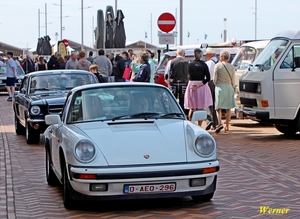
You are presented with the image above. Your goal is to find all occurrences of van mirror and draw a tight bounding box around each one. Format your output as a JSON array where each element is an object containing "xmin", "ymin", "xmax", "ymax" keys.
[{"xmin": 294, "ymin": 57, "xmax": 300, "ymax": 68}]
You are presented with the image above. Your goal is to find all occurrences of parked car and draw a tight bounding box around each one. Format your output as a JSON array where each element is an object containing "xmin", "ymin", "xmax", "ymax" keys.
[
  {"xmin": 44, "ymin": 83, "xmax": 219, "ymax": 209},
  {"xmin": 0, "ymin": 64, "xmax": 25, "ymax": 91},
  {"xmin": 13, "ymin": 70, "xmax": 98, "ymax": 144}
]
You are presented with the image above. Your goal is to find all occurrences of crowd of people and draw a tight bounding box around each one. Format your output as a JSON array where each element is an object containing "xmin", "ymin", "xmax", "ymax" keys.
[
  {"xmin": 164, "ymin": 47, "xmax": 236, "ymax": 134},
  {"xmin": 1, "ymin": 47, "xmax": 235, "ymax": 133},
  {"xmin": 15, "ymin": 48, "xmax": 158, "ymax": 84}
]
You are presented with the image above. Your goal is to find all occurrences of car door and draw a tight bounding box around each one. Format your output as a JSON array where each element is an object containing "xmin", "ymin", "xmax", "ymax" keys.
[
  {"xmin": 273, "ymin": 44, "xmax": 300, "ymax": 119},
  {"xmin": 50, "ymin": 94, "xmax": 71, "ymax": 175}
]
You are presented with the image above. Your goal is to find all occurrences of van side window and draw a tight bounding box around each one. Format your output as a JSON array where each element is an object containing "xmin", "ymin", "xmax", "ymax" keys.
[{"xmin": 280, "ymin": 45, "xmax": 300, "ymax": 69}]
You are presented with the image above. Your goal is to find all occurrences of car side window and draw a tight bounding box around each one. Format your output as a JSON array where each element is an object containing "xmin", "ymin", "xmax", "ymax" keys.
[
  {"xmin": 20, "ymin": 77, "xmax": 29, "ymax": 93},
  {"xmin": 280, "ymin": 45, "xmax": 300, "ymax": 69}
]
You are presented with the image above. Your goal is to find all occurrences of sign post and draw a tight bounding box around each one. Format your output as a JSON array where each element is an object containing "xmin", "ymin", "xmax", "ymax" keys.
[{"xmin": 157, "ymin": 13, "xmax": 176, "ymax": 52}]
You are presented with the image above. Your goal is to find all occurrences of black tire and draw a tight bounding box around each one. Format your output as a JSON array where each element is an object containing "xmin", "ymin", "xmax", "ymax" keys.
[
  {"xmin": 45, "ymin": 148, "xmax": 59, "ymax": 186},
  {"xmin": 192, "ymin": 192, "xmax": 214, "ymax": 202},
  {"xmin": 25, "ymin": 121, "xmax": 40, "ymax": 144},
  {"xmin": 15, "ymin": 115, "xmax": 25, "ymax": 135},
  {"xmin": 62, "ymin": 162, "xmax": 77, "ymax": 209},
  {"xmin": 274, "ymin": 124, "xmax": 298, "ymax": 136}
]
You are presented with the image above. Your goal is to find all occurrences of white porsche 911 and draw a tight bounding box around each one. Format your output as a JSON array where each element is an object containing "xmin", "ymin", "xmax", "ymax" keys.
[{"xmin": 44, "ymin": 82, "xmax": 219, "ymax": 208}]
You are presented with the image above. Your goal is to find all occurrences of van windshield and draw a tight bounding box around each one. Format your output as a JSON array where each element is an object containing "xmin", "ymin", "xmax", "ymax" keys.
[
  {"xmin": 251, "ymin": 39, "xmax": 289, "ymax": 71},
  {"xmin": 232, "ymin": 46, "xmax": 258, "ymax": 70}
]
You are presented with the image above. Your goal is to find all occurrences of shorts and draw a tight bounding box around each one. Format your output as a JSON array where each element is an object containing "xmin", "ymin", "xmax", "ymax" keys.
[{"xmin": 6, "ymin": 77, "xmax": 16, "ymax": 87}]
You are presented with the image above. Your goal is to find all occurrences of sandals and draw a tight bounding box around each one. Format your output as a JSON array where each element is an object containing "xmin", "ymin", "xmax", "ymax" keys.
[
  {"xmin": 215, "ymin": 124, "xmax": 224, "ymax": 134},
  {"xmin": 224, "ymin": 127, "xmax": 229, "ymax": 133}
]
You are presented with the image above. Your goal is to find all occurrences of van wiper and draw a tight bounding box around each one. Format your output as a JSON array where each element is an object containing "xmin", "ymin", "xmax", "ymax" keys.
[
  {"xmin": 255, "ymin": 64, "xmax": 264, "ymax": 71},
  {"xmin": 111, "ymin": 112, "xmax": 160, "ymax": 121}
]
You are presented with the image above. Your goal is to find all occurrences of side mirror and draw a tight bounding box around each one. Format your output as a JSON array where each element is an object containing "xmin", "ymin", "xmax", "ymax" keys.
[
  {"xmin": 191, "ymin": 110, "xmax": 207, "ymax": 124},
  {"xmin": 294, "ymin": 57, "xmax": 300, "ymax": 68},
  {"xmin": 45, "ymin": 114, "xmax": 62, "ymax": 125},
  {"xmin": 20, "ymin": 88, "xmax": 27, "ymax": 94}
]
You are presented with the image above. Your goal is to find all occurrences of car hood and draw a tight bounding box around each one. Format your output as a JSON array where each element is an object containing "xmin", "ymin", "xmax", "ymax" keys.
[
  {"xmin": 75, "ymin": 119, "xmax": 187, "ymax": 166},
  {"xmin": 29, "ymin": 92, "xmax": 68, "ymax": 104}
]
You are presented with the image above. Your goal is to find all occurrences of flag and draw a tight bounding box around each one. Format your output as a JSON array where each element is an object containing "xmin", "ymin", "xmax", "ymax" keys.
[
  {"xmin": 188, "ymin": 32, "xmax": 190, "ymax": 38},
  {"xmin": 145, "ymin": 32, "xmax": 148, "ymax": 38},
  {"xmin": 204, "ymin": 34, "xmax": 208, "ymax": 40}
]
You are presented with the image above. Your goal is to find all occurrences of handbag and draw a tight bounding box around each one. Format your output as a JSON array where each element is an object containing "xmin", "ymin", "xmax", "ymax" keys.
[
  {"xmin": 122, "ymin": 67, "xmax": 131, "ymax": 80},
  {"xmin": 108, "ymin": 76, "xmax": 115, "ymax": 82}
]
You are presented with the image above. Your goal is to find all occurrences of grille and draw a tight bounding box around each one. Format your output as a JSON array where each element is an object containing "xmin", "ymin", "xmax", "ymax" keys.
[
  {"xmin": 48, "ymin": 104, "xmax": 64, "ymax": 114},
  {"xmin": 240, "ymin": 97, "xmax": 258, "ymax": 107}
]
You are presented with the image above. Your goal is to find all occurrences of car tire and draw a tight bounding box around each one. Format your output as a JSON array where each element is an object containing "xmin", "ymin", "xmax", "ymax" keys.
[
  {"xmin": 192, "ymin": 192, "xmax": 214, "ymax": 202},
  {"xmin": 15, "ymin": 115, "xmax": 25, "ymax": 135},
  {"xmin": 62, "ymin": 163, "xmax": 77, "ymax": 209},
  {"xmin": 45, "ymin": 148, "xmax": 59, "ymax": 186},
  {"xmin": 25, "ymin": 121, "xmax": 40, "ymax": 144},
  {"xmin": 274, "ymin": 124, "xmax": 298, "ymax": 136}
]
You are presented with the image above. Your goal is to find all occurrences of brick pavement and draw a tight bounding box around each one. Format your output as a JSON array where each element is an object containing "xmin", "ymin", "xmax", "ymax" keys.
[{"xmin": 1, "ymin": 94, "xmax": 300, "ymax": 218}]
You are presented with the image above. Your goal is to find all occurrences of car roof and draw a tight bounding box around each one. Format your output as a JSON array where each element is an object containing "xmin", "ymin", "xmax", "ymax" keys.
[
  {"xmin": 25, "ymin": 69, "xmax": 92, "ymax": 77},
  {"xmin": 71, "ymin": 82, "xmax": 166, "ymax": 93},
  {"xmin": 273, "ymin": 30, "xmax": 300, "ymax": 40},
  {"xmin": 163, "ymin": 47, "xmax": 240, "ymax": 57},
  {"xmin": 240, "ymin": 40, "xmax": 270, "ymax": 49}
]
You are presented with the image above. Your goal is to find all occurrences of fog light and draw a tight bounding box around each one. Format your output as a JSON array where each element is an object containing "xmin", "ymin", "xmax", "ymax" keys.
[
  {"xmin": 190, "ymin": 178, "xmax": 206, "ymax": 187},
  {"xmin": 90, "ymin": 183, "xmax": 108, "ymax": 191},
  {"xmin": 33, "ymin": 124, "xmax": 40, "ymax": 129}
]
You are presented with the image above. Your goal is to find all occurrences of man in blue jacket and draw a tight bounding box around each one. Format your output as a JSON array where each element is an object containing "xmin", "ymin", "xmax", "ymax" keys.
[{"xmin": 132, "ymin": 53, "xmax": 150, "ymax": 82}]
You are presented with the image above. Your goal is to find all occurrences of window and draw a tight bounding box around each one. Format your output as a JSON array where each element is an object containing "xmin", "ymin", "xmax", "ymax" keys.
[
  {"xmin": 67, "ymin": 86, "xmax": 184, "ymax": 123},
  {"xmin": 280, "ymin": 45, "xmax": 300, "ymax": 69}
]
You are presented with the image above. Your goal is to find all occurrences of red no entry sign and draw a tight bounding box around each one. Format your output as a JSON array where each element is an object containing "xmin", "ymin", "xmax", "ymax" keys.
[{"xmin": 157, "ymin": 13, "xmax": 176, "ymax": 33}]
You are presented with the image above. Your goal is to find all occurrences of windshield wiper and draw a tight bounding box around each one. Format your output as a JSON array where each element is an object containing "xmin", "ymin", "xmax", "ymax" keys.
[
  {"xmin": 112, "ymin": 112, "xmax": 160, "ymax": 121},
  {"xmin": 34, "ymin": 88, "xmax": 50, "ymax": 91},
  {"xmin": 157, "ymin": 113, "xmax": 184, "ymax": 118},
  {"xmin": 255, "ymin": 64, "xmax": 264, "ymax": 71}
]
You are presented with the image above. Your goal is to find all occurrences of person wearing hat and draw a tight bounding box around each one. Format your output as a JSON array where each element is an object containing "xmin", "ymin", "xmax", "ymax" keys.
[{"xmin": 205, "ymin": 47, "xmax": 219, "ymax": 130}]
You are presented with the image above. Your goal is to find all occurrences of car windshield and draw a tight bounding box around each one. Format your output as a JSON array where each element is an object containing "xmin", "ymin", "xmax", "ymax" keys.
[
  {"xmin": 67, "ymin": 85, "xmax": 185, "ymax": 123},
  {"xmin": 156, "ymin": 54, "xmax": 171, "ymax": 72},
  {"xmin": 0, "ymin": 65, "xmax": 25, "ymax": 77},
  {"xmin": 251, "ymin": 39, "xmax": 289, "ymax": 71},
  {"xmin": 29, "ymin": 73, "xmax": 95, "ymax": 94}
]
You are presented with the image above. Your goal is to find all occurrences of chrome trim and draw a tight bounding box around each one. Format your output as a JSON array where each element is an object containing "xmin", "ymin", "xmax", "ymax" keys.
[{"xmin": 27, "ymin": 118, "xmax": 45, "ymax": 123}]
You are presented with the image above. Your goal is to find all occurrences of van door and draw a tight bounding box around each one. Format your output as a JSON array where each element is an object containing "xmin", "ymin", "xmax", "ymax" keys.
[{"xmin": 273, "ymin": 44, "xmax": 300, "ymax": 119}]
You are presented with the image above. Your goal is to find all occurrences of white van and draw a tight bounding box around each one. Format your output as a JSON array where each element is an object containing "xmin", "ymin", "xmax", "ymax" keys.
[
  {"xmin": 238, "ymin": 30, "xmax": 300, "ymax": 135},
  {"xmin": 231, "ymin": 40, "xmax": 269, "ymax": 93}
]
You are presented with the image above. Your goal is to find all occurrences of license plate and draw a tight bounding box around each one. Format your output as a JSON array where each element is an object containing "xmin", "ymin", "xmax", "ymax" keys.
[{"xmin": 124, "ymin": 183, "xmax": 176, "ymax": 194}]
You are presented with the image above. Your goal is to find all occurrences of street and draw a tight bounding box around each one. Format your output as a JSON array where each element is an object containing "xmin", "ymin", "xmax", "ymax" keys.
[{"xmin": 1, "ymin": 94, "xmax": 300, "ymax": 219}]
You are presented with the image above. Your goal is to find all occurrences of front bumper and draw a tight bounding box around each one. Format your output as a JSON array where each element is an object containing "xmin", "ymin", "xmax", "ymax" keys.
[
  {"xmin": 235, "ymin": 108, "xmax": 269, "ymax": 121},
  {"xmin": 27, "ymin": 118, "xmax": 47, "ymax": 133},
  {"xmin": 67, "ymin": 160, "xmax": 219, "ymax": 201}
]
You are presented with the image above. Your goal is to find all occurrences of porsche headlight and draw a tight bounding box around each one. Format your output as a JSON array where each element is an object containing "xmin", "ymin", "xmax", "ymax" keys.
[
  {"xmin": 75, "ymin": 140, "xmax": 96, "ymax": 163},
  {"xmin": 30, "ymin": 106, "xmax": 41, "ymax": 115},
  {"xmin": 194, "ymin": 135, "xmax": 216, "ymax": 157}
]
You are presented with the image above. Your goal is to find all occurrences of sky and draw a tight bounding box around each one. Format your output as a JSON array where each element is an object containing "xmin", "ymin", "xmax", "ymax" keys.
[{"xmin": 0, "ymin": 0, "xmax": 299, "ymax": 50}]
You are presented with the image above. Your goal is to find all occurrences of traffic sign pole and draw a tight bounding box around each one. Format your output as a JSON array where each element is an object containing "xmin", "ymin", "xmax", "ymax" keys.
[{"xmin": 157, "ymin": 13, "xmax": 176, "ymax": 52}]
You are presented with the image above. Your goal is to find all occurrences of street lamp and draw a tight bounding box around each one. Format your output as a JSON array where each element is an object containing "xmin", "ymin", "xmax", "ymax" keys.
[{"xmin": 80, "ymin": 0, "xmax": 92, "ymax": 51}]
